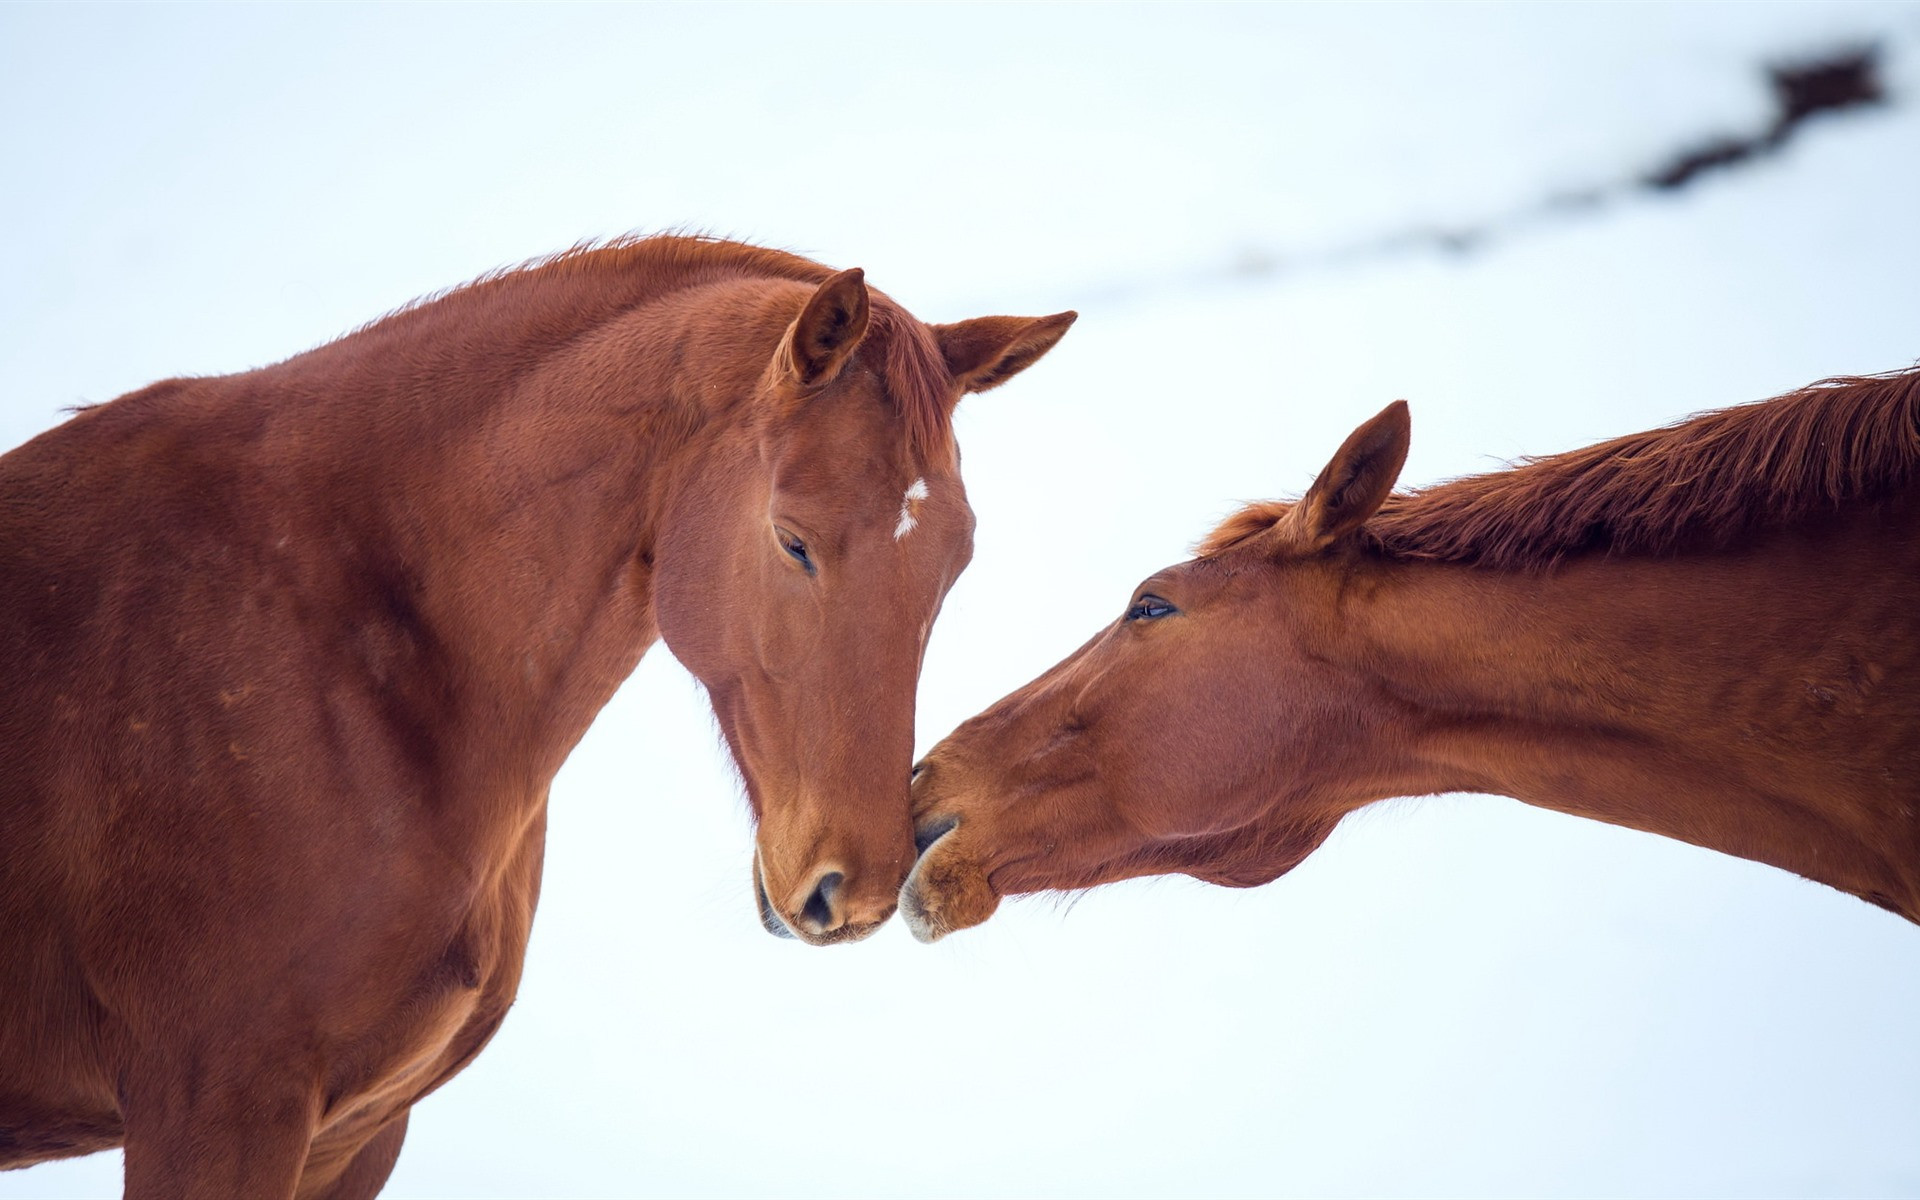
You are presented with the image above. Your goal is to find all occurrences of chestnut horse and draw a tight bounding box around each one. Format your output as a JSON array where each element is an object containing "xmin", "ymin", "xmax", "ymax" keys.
[
  {"xmin": 0, "ymin": 235, "xmax": 1073, "ymax": 1196},
  {"xmin": 904, "ymin": 369, "xmax": 1920, "ymax": 941}
]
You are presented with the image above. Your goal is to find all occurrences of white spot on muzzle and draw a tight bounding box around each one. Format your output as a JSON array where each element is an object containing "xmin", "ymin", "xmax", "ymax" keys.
[{"xmin": 894, "ymin": 476, "xmax": 929, "ymax": 541}]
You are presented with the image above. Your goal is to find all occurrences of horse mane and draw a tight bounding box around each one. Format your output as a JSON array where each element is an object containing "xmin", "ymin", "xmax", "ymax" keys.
[
  {"xmin": 339, "ymin": 233, "xmax": 955, "ymax": 459},
  {"xmin": 1202, "ymin": 368, "xmax": 1920, "ymax": 567}
]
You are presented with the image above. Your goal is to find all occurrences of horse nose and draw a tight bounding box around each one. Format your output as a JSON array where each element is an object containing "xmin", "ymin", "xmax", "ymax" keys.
[
  {"xmin": 799, "ymin": 871, "xmax": 842, "ymax": 931},
  {"xmin": 788, "ymin": 866, "xmax": 893, "ymax": 942}
]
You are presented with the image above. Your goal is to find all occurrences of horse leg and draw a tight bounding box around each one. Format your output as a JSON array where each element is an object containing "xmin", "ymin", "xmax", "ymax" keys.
[
  {"xmin": 119, "ymin": 1066, "xmax": 318, "ymax": 1200},
  {"xmin": 294, "ymin": 1110, "xmax": 410, "ymax": 1200}
]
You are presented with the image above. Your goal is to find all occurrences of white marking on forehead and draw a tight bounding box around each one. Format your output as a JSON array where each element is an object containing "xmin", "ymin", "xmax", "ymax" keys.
[{"xmin": 894, "ymin": 477, "xmax": 930, "ymax": 541}]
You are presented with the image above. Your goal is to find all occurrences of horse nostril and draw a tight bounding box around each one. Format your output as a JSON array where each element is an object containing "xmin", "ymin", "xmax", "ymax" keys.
[
  {"xmin": 800, "ymin": 871, "xmax": 842, "ymax": 931},
  {"xmin": 913, "ymin": 814, "xmax": 958, "ymax": 857}
]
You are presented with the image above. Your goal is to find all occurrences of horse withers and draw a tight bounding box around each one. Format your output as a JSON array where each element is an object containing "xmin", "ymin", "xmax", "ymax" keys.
[
  {"xmin": 0, "ymin": 235, "xmax": 1073, "ymax": 1197},
  {"xmin": 904, "ymin": 371, "xmax": 1920, "ymax": 941}
]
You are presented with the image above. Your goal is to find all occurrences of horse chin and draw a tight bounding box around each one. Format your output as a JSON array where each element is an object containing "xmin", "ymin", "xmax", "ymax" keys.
[
  {"xmin": 899, "ymin": 833, "xmax": 1000, "ymax": 944},
  {"xmin": 800, "ymin": 920, "xmax": 888, "ymax": 946}
]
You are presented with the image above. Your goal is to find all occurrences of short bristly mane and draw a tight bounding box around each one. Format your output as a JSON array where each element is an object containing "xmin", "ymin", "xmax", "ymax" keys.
[
  {"xmin": 1203, "ymin": 368, "xmax": 1920, "ymax": 567},
  {"xmin": 322, "ymin": 233, "xmax": 956, "ymax": 460}
]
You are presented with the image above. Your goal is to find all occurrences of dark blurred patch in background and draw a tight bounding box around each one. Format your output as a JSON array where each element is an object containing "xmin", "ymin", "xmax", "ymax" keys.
[
  {"xmin": 1645, "ymin": 46, "xmax": 1885, "ymax": 192},
  {"xmin": 1216, "ymin": 42, "xmax": 1898, "ymax": 289}
]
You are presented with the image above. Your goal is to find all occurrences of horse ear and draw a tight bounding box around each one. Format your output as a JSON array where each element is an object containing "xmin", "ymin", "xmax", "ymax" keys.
[
  {"xmin": 1279, "ymin": 401, "xmax": 1410, "ymax": 553},
  {"xmin": 933, "ymin": 311, "xmax": 1077, "ymax": 395},
  {"xmin": 783, "ymin": 268, "xmax": 872, "ymax": 386}
]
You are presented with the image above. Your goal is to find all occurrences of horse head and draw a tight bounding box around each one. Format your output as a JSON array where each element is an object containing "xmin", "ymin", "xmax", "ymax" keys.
[
  {"xmin": 653, "ymin": 267, "xmax": 1075, "ymax": 943},
  {"xmin": 901, "ymin": 402, "xmax": 1411, "ymax": 941}
]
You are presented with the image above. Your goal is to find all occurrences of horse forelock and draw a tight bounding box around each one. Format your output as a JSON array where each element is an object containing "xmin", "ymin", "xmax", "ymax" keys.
[
  {"xmin": 1202, "ymin": 367, "xmax": 1920, "ymax": 568},
  {"xmin": 865, "ymin": 301, "xmax": 956, "ymax": 466}
]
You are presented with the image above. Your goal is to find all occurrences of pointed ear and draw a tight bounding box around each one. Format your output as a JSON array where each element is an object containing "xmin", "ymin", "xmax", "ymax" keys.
[
  {"xmin": 932, "ymin": 311, "xmax": 1077, "ymax": 394},
  {"xmin": 1278, "ymin": 401, "xmax": 1410, "ymax": 553},
  {"xmin": 783, "ymin": 268, "xmax": 871, "ymax": 386}
]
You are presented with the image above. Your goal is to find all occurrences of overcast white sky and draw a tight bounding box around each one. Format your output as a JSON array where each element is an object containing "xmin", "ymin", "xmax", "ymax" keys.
[{"xmin": 6, "ymin": 4, "xmax": 1920, "ymax": 1197}]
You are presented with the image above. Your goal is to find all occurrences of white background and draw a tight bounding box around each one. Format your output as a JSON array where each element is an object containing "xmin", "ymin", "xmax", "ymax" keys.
[{"xmin": 5, "ymin": 4, "xmax": 1920, "ymax": 1197}]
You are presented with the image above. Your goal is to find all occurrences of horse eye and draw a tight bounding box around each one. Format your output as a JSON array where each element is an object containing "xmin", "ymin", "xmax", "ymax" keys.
[
  {"xmin": 1126, "ymin": 594, "xmax": 1178, "ymax": 621},
  {"xmin": 776, "ymin": 528, "xmax": 814, "ymax": 573}
]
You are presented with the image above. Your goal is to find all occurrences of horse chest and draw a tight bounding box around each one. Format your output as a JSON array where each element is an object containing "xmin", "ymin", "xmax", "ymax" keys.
[{"xmin": 321, "ymin": 866, "xmax": 539, "ymax": 1129}]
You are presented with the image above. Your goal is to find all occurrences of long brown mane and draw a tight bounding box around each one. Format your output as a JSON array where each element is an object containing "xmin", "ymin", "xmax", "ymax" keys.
[
  {"xmin": 316, "ymin": 233, "xmax": 956, "ymax": 458},
  {"xmin": 1204, "ymin": 367, "xmax": 1920, "ymax": 567}
]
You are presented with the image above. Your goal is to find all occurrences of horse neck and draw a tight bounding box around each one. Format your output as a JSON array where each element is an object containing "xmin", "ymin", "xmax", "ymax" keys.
[
  {"xmin": 257, "ymin": 275, "xmax": 776, "ymax": 787},
  {"xmin": 1338, "ymin": 503, "xmax": 1920, "ymax": 920}
]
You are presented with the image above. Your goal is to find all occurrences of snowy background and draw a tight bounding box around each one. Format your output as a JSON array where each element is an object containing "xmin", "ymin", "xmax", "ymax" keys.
[{"xmin": 6, "ymin": 3, "xmax": 1920, "ymax": 1197}]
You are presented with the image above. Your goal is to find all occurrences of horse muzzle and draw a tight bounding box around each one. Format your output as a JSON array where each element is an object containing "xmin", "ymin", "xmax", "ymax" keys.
[
  {"xmin": 753, "ymin": 848, "xmax": 895, "ymax": 946},
  {"xmin": 898, "ymin": 815, "xmax": 999, "ymax": 943}
]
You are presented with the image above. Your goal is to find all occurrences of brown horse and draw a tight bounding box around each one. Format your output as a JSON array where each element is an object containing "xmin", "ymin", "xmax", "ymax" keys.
[
  {"xmin": 903, "ymin": 369, "xmax": 1920, "ymax": 942},
  {"xmin": 0, "ymin": 235, "xmax": 1073, "ymax": 1196}
]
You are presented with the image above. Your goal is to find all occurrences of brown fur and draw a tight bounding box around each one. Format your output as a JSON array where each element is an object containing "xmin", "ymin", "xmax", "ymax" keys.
[
  {"xmin": 908, "ymin": 378, "xmax": 1920, "ymax": 944},
  {"xmin": 0, "ymin": 234, "xmax": 1074, "ymax": 1196},
  {"xmin": 326, "ymin": 234, "xmax": 960, "ymax": 462},
  {"xmin": 1201, "ymin": 368, "xmax": 1920, "ymax": 566}
]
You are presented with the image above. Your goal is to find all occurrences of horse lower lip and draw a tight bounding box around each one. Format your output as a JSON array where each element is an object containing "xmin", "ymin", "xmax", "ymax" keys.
[{"xmin": 898, "ymin": 879, "xmax": 944, "ymax": 944}]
